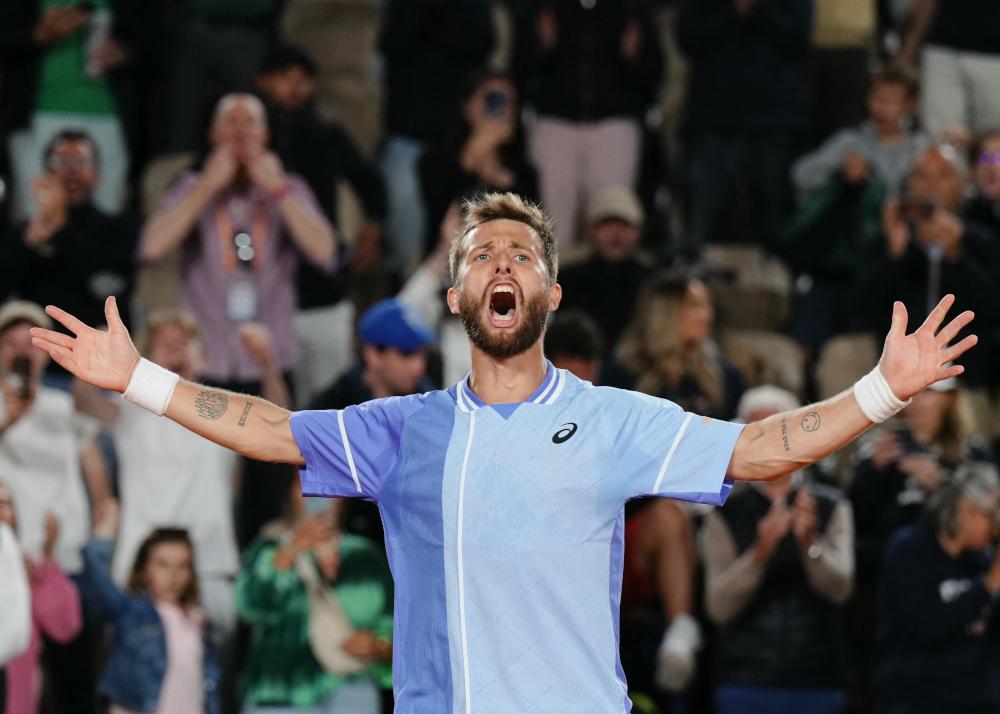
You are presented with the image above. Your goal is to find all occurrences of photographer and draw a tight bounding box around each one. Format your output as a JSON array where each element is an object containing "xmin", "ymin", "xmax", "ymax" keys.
[
  {"xmin": 139, "ymin": 93, "xmax": 336, "ymax": 394},
  {"xmin": 0, "ymin": 130, "xmax": 139, "ymax": 333},
  {"xmin": 875, "ymin": 462, "xmax": 1000, "ymax": 714},
  {"xmin": 854, "ymin": 145, "xmax": 994, "ymax": 388}
]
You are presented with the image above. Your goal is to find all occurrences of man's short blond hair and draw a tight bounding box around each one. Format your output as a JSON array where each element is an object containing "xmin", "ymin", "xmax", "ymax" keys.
[{"xmin": 448, "ymin": 192, "xmax": 559, "ymax": 288}]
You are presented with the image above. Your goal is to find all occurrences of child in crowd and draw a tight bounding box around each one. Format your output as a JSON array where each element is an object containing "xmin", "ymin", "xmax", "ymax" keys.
[
  {"xmin": 1, "ymin": 481, "xmax": 81, "ymax": 714},
  {"xmin": 79, "ymin": 504, "xmax": 219, "ymax": 714},
  {"xmin": 792, "ymin": 65, "xmax": 929, "ymax": 201}
]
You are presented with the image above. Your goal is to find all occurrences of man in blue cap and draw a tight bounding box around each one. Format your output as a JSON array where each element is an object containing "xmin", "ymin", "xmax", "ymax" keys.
[
  {"xmin": 308, "ymin": 298, "xmax": 436, "ymax": 413},
  {"xmin": 307, "ymin": 298, "xmax": 436, "ymax": 544}
]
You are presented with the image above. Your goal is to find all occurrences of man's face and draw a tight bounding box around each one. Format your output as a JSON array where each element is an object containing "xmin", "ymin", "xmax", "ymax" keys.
[
  {"xmin": 907, "ymin": 148, "xmax": 966, "ymax": 211},
  {"xmin": 148, "ymin": 324, "xmax": 202, "ymax": 381},
  {"xmin": 867, "ymin": 82, "xmax": 913, "ymax": 135},
  {"xmin": 366, "ymin": 346, "xmax": 428, "ymax": 397},
  {"xmin": 975, "ymin": 136, "xmax": 1000, "ymax": 202},
  {"xmin": 590, "ymin": 218, "xmax": 640, "ymax": 262},
  {"xmin": 0, "ymin": 322, "xmax": 48, "ymax": 381},
  {"xmin": 210, "ymin": 97, "xmax": 269, "ymax": 160},
  {"xmin": 46, "ymin": 139, "xmax": 99, "ymax": 207},
  {"xmin": 447, "ymin": 220, "xmax": 561, "ymax": 359},
  {"xmin": 257, "ymin": 65, "xmax": 316, "ymax": 112}
]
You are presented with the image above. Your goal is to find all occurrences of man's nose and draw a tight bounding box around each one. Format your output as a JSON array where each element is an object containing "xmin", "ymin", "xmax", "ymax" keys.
[{"xmin": 493, "ymin": 255, "xmax": 512, "ymax": 273}]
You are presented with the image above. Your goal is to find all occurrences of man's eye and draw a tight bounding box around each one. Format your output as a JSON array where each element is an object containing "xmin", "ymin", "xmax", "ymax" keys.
[
  {"xmin": 514, "ymin": 254, "xmax": 529, "ymax": 262},
  {"xmin": 475, "ymin": 254, "xmax": 489, "ymax": 261}
]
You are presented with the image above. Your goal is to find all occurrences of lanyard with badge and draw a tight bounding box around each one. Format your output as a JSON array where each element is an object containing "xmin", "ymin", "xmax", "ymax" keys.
[{"xmin": 215, "ymin": 199, "xmax": 268, "ymax": 322}]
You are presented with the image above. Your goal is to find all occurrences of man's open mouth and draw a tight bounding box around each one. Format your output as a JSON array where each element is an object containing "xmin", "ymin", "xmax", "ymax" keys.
[{"xmin": 488, "ymin": 284, "xmax": 517, "ymax": 326}]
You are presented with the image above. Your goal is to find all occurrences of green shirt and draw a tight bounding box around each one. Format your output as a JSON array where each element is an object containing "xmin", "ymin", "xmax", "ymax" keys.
[
  {"xmin": 35, "ymin": 0, "xmax": 117, "ymax": 116},
  {"xmin": 236, "ymin": 532, "xmax": 394, "ymax": 707}
]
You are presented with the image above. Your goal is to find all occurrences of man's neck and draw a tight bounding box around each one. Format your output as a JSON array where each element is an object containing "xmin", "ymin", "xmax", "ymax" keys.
[
  {"xmin": 362, "ymin": 369, "xmax": 392, "ymax": 400},
  {"xmin": 468, "ymin": 343, "xmax": 548, "ymax": 404}
]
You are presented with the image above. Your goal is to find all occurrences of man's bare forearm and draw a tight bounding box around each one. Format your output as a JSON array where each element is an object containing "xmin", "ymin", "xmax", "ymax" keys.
[
  {"xmin": 163, "ymin": 380, "xmax": 303, "ymax": 464},
  {"xmin": 728, "ymin": 389, "xmax": 871, "ymax": 481},
  {"xmin": 277, "ymin": 195, "xmax": 336, "ymax": 267}
]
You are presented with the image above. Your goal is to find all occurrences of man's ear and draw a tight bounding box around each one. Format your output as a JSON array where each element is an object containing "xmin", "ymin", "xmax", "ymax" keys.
[
  {"xmin": 547, "ymin": 283, "xmax": 562, "ymax": 312},
  {"xmin": 447, "ymin": 286, "xmax": 460, "ymax": 316}
]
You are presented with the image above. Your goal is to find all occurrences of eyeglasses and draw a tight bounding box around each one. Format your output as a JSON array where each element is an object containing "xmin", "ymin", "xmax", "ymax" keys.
[
  {"xmin": 977, "ymin": 151, "xmax": 1000, "ymax": 167},
  {"xmin": 233, "ymin": 232, "xmax": 255, "ymax": 263}
]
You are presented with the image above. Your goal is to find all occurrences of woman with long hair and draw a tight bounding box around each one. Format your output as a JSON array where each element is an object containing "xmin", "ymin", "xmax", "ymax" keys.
[{"xmin": 612, "ymin": 272, "xmax": 744, "ymax": 420}]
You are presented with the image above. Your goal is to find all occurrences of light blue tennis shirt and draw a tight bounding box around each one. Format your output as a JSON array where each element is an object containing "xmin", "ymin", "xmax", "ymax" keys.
[{"xmin": 290, "ymin": 363, "xmax": 743, "ymax": 713}]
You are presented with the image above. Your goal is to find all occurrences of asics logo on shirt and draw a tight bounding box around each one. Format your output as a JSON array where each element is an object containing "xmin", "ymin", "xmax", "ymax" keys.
[{"xmin": 552, "ymin": 423, "xmax": 578, "ymax": 444}]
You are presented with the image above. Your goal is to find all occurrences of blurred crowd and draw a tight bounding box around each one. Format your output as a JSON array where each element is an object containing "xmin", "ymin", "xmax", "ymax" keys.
[{"xmin": 3, "ymin": 0, "xmax": 1000, "ymax": 713}]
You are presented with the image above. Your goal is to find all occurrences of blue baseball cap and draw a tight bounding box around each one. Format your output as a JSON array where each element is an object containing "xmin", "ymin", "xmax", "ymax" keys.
[{"xmin": 359, "ymin": 299, "xmax": 436, "ymax": 351}]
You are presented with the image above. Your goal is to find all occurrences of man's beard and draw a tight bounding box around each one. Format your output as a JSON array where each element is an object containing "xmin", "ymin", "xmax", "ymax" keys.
[{"xmin": 459, "ymin": 285, "xmax": 550, "ymax": 359}]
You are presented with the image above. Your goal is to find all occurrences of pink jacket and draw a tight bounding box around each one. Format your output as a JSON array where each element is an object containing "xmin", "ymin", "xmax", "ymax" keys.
[{"xmin": 4, "ymin": 558, "xmax": 82, "ymax": 714}]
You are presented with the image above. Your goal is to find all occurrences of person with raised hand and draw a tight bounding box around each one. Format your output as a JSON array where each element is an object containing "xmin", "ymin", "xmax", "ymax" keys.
[{"xmin": 31, "ymin": 193, "xmax": 978, "ymax": 713}]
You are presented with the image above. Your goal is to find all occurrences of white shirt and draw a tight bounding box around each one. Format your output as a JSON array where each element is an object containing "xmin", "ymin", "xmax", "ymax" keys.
[
  {"xmin": 111, "ymin": 404, "xmax": 238, "ymax": 585},
  {"xmin": 0, "ymin": 523, "xmax": 30, "ymax": 665},
  {"xmin": 0, "ymin": 387, "xmax": 96, "ymax": 573}
]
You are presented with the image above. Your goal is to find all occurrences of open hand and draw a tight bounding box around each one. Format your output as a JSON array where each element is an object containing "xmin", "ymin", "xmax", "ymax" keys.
[
  {"xmin": 878, "ymin": 294, "xmax": 975, "ymax": 401},
  {"xmin": 29, "ymin": 297, "xmax": 139, "ymax": 394}
]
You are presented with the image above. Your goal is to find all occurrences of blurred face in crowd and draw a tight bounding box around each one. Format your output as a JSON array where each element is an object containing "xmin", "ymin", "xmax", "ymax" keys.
[
  {"xmin": 903, "ymin": 388, "xmax": 954, "ymax": 442},
  {"xmin": 210, "ymin": 95, "xmax": 269, "ymax": 161},
  {"xmin": 448, "ymin": 220, "xmax": 561, "ymax": 359},
  {"xmin": 464, "ymin": 76, "xmax": 518, "ymax": 129},
  {"xmin": 955, "ymin": 494, "xmax": 1000, "ymax": 550},
  {"xmin": 0, "ymin": 322, "xmax": 49, "ymax": 384},
  {"xmin": 974, "ymin": 134, "xmax": 1000, "ymax": 202},
  {"xmin": 363, "ymin": 344, "xmax": 428, "ymax": 397},
  {"xmin": 678, "ymin": 279, "xmax": 714, "ymax": 346},
  {"xmin": 144, "ymin": 541, "xmax": 195, "ymax": 605},
  {"xmin": 590, "ymin": 218, "xmax": 641, "ymax": 262},
  {"xmin": 0, "ymin": 483, "xmax": 16, "ymax": 533},
  {"xmin": 906, "ymin": 147, "xmax": 967, "ymax": 211},
  {"xmin": 867, "ymin": 81, "xmax": 914, "ymax": 136},
  {"xmin": 256, "ymin": 64, "xmax": 316, "ymax": 112},
  {"xmin": 148, "ymin": 323, "xmax": 203, "ymax": 382},
  {"xmin": 46, "ymin": 138, "xmax": 99, "ymax": 207}
]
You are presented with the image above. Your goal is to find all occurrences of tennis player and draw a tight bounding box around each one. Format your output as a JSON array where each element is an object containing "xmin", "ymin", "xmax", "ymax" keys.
[{"xmin": 31, "ymin": 193, "xmax": 976, "ymax": 713}]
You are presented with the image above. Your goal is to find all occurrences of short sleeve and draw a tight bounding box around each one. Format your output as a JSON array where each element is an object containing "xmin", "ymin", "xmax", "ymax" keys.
[
  {"xmin": 289, "ymin": 394, "xmax": 425, "ymax": 501},
  {"xmin": 613, "ymin": 391, "xmax": 744, "ymax": 505}
]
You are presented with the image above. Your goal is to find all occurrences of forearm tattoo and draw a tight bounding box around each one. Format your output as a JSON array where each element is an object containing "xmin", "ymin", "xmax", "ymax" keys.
[
  {"xmin": 194, "ymin": 390, "xmax": 229, "ymax": 421},
  {"xmin": 238, "ymin": 401, "xmax": 253, "ymax": 427},
  {"xmin": 800, "ymin": 411, "xmax": 821, "ymax": 432},
  {"xmin": 780, "ymin": 417, "xmax": 791, "ymax": 452}
]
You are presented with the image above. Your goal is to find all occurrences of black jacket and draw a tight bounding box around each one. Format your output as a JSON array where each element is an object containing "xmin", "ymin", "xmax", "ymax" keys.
[
  {"xmin": 678, "ymin": 0, "xmax": 812, "ymax": 132},
  {"xmin": 0, "ymin": 203, "xmax": 140, "ymax": 329},
  {"xmin": 852, "ymin": 236, "xmax": 995, "ymax": 388},
  {"xmin": 265, "ymin": 102, "xmax": 387, "ymax": 310},
  {"xmin": 876, "ymin": 524, "xmax": 1000, "ymax": 712},
  {"xmin": 379, "ymin": 0, "xmax": 495, "ymax": 143},
  {"xmin": 516, "ymin": 0, "xmax": 664, "ymax": 122},
  {"xmin": 715, "ymin": 483, "xmax": 847, "ymax": 688}
]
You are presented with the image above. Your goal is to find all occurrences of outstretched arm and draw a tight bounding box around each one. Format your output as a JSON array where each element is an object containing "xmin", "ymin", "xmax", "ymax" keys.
[
  {"xmin": 30, "ymin": 297, "xmax": 304, "ymax": 465},
  {"xmin": 729, "ymin": 295, "xmax": 976, "ymax": 481}
]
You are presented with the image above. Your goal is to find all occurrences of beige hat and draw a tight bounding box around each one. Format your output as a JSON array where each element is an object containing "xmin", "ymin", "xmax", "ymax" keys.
[
  {"xmin": 586, "ymin": 186, "xmax": 644, "ymax": 227},
  {"xmin": 0, "ymin": 300, "xmax": 53, "ymax": 335}
]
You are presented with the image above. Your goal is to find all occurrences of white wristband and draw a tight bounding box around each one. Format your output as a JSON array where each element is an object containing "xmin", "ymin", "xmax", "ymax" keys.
[
  {"xmin": 122, "ymin": 358, "xmax": 180, "ymax": 416},
  {"xmin": 853, "ymin": 365, "xmax": 910, "ymax": 423}
]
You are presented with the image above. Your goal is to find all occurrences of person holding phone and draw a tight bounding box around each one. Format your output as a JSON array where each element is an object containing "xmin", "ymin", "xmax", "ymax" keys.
[{"xmin": 418, "ymin": 70, "xmax": 538, "ymax": 256}]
